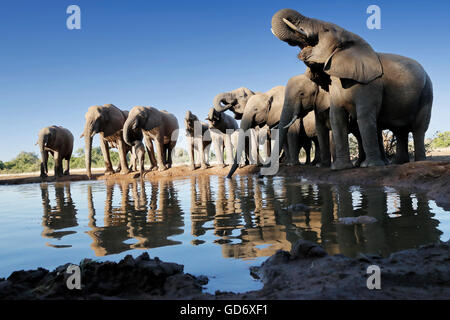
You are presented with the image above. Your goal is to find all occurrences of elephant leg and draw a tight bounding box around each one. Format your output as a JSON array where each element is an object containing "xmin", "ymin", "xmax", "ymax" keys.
[
  {"xmin": 187, "ymin": 136, "xmax": 196, "ymax": 170},
  {"xmin": 204, "ymin": 142, "xmax": 211, "ymax": 167},
  {"xmin": 154, "ymin": 138, "xmax": 167, "ymax": 171},
  {"xmin": 117, "ymin": 139, "xmax": 131, "ymax": 175},
  {"xmin": 315, "ymin": 117, "xmax": 331, "ymax": 167},
  {"xmin": 249, "ymin": 129, "xmax": 259, "ymax": 165},
  {"xmin": 378, "ymin": 130, "xmax": 389, "ymax": 165},
  {"xmin": 287, "ymin": 130, "xmax": 300, "ymax": 166},
  {"xmin": 54, "ymin": 152, "xmax": 62, "ymax": 177},
  {"xmin": 63, "ymin": 157, "xmax": 70, "ymax": 175},
  {"xmin": 212, "ymin": 131, "xmax": 225, "ymax": 167},
  {"xmin": 40, "ymin": 150, "xmax": 49, "ymax": 178},
  {"xmin": 330, "ymin": 106, "xmax": 353, "ymax": 170},
  {"xmin": 134, "ymin": 142, "xmax": 145, "ymax": 175},
  {"xmin": 144, "ymin": 136, "xmax": 157, "ymax": 171},
  {"xmin": 100, "ymin": 139, "xmax": 114, "ymax": 175},
  {"xmin": 199, "ymin": 138, "xmax": 208, "ymax": 169},
  {"xmin": 392, "ymin": 129, "xmax": 410, "ymax": 164},
  {"xmin": 224, "ymin": 133, "xmax": 233, "ymax": 166},
  {"xmin": 304, "ymin": 138, "xmax": 312, "ymax": 165},
  {"xmin": 349, "ymin": 120, "xmax": 366, "ymax": 167},
  {"xmin": 356, "ymin": 108, "xmax": 385, "ymax": 168},
  {"xmin": 311, "ymin": 136, "xmax": 321, "ymax": 166},
  {"xmin": 167, "ymin": 142, "xmax": 175, "ymax": 169},
  {"xmin": 413, "ymin": 130, "xmax": 426, "ymax": 162}
]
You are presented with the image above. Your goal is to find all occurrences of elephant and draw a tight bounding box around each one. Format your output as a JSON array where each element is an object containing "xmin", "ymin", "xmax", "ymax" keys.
[
  {"xmin": 227, "ymin": 86, "xmax": 309, "ymax": 177},
  {"xmin": 185, "ymin": 110, "xmax": 211, "ymax": 170},
  {"xmin": 213, "ymin": 87, "xmax": 256, "ymax": 120},
  {"xmin": 287, "ymin": 111, "xmax": 321, "ymax": 166},
  {"xmin": 205, "ymin": 108, "xmax": 239, "ymax": 167},
  {"xmin": 279, "ymin": 72, "xmax": 379, "ymax": 168},
  {"xmin": 81, "ymin": 104, "xmax": 132, "ymax": 179},
  {"xmin": 123, "ymin": 106, "xmax": 179, "ymax": 172},
  {"xmin": 271, "ymin": 8, "xmax": 433, "ymax": 170},
  {"xmin": 37, "ymin": 126, "xmax": 74, "ymax": 178}
]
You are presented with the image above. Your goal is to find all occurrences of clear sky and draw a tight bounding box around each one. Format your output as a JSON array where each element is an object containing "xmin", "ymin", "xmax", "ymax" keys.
[{"xmin": 1, "ymin": 0, "xmax": 449, "ymax": 161}]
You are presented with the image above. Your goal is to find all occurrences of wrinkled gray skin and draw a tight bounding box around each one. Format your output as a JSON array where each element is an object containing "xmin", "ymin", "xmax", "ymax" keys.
[
  {"xmin": 37, "ymin": 126, "xmax": 74, "ymax": 178},
  {"xmin": 206, "ymin": 108, "xmax": 239, "ymax": 167},
  {"xmin": 228, "ymin": 87, "xmax": 301, "ymax": 177},
  {"xmin": 271, "ymin": 9, "xmax": 433, "ymax": 170},
  {"xmin": 81, "ymin": 104, "xmax": 132, "ymax": 179},
  {"xmin": 280, "ymin": 72, "xmax": 376, "ymax": 167},
  {"xmin": 287, "ymin": 112, "xmax": 321, "ymax": 166},
  {"xmin": 185, "ymin": 110, "xmax": 211, "ymax": 170},
  {"xmin": 123, "ymin": 106, "xmax": 179, "ymax": 172}
]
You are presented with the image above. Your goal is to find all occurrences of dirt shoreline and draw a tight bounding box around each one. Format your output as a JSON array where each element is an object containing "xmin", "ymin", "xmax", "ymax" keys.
[
  {"xmin": 1, "ymin": 160, "xmax": 450, "ymax": 209},
  {"xmin": 0, "ymin": 239, "xmax": 448, "ymax": 299}
]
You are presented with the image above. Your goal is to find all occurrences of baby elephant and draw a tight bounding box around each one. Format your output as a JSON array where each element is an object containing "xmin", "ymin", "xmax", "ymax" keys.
[
  {"xmin": 185, "ymin": 110, "xmax": 212, "ymax": 170},
  {"xmin": 37, "ymin": 126, "xmax": 74, "ymax": 178}
]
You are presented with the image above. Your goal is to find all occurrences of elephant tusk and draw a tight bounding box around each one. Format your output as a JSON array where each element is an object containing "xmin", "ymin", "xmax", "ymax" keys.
[
  {"xmin": 283, "ymin": 115, "xmax": 298, "ymax": 129},
  {"xmin": 282, "ymin": 18, "xmax": 307, "ymax": 37}
]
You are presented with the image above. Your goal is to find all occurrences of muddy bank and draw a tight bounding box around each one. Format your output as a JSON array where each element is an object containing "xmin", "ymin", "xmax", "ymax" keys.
[
  {"xmin": 0, "ymin": 253, "xmax": 207, "ymax": 300},
  {"xmin": 223, "ymin": 240, "xmax": 450, "ymax": 300},
  {"xmin": 1, "ymin": 161, "xmax": 449, "ymax": 209},
  {"xmin": 1, "ymin": 240, "xmax": 449, "ymax": 300}
]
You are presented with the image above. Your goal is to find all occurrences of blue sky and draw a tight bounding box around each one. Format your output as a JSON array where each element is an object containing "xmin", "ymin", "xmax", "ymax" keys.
[{"xmin": 0, "ymin": 0, "xmax": 449, "ymax": 161}]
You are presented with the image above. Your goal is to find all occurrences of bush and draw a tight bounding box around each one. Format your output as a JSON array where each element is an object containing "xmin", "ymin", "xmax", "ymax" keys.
[{"xmin": 431, "ymin": 131, "xmax": 450, "ymax": 148}]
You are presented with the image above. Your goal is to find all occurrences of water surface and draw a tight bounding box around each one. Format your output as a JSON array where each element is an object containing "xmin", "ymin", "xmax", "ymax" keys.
[{"xmin": 0, "ymin": 175, "xmax": 448, "ymax": 293}]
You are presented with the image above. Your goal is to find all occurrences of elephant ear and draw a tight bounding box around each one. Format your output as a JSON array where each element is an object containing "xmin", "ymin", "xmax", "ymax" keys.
[{"xmin": 323, "ymin": 42, "xmax": 383, "ymax": 84}]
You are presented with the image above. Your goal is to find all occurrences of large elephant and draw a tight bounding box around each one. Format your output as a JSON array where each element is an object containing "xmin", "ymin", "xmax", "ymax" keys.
[
  {"xmin": 185, "ymin": 110, "xmax": 211, "ymax": 170},
  {"xmin": 37, "ymin": 126, "xmax": 74, "ymax": 178},
  {"xmin": 271, "ymin": 9, "xmax": 433, "ymax": 170},
  {"xmin": 205, "ymin": 108, "xmax": 239, "ymax": 167},
  {"xmin": 123, "ymin": 106, "xmax": 179, "ymax": 172},
  {"xmin": 81, "ymin": 104, "xmax": 132, "ymax": 179}
]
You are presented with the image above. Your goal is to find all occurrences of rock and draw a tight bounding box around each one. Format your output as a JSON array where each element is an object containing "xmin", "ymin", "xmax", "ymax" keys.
[{"xmin": 290, "ymin": 240, "xmax": 327, "ymax": 260}]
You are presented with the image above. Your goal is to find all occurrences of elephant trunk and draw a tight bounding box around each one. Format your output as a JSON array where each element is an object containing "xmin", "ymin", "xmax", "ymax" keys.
[
  {"xmin": 84, "ymin": 127, "xmax": 93, "ymax": 179},
  {"xmin": 213, "ymin": 92, "xmax": 236, "ymax": 113},
  {"xmin": 38, "ymin": 135, "xmax": 48, "ymax": 176},
  {"xmin": 271, "ymin": 9, "xmax": 309, "ymax": 48},
  {"xmin": 276, "ymin": 98, "xmax": 300, "ymax": 159},
  {"xmin": 123, "ymin": 117, "xmax": 140, "ymax": 147}
]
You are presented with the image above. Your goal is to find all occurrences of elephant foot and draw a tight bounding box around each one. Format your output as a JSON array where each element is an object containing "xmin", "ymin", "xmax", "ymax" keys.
[
  {"xmin": 40, "ymin": 173, "xmax": 48, "ymax": 179},
  {"xmin": 360, "ymin": 158, "xmax": 386, "ymax": 168},
  {"xmin": 316, "ymin": 161, "xmax": 331, "ymax": 168},
  {"xmin": 158, "ymin": 166, "xmax": 168, "ymax": 172},
  {"xmin": 310, "ymin": 160, "xmax": 319, "ymax": 166},
  {"xmin": 200, "ymin": 164, "xmax": 210, "ymax": 170},
  {"xmin": 104, "ymin": 170, "xmax": 114, "ymax": 176},
  {"xmin": 392, "ymin": 157, "xmax": 410, "ymax": 165},
  {"xmin": 331, "ymin": 159, "xmax": 354, "ymax": 171},
  {"xmin": 63, "ymin": 170, "xmax": 70, "ymax": 176}
]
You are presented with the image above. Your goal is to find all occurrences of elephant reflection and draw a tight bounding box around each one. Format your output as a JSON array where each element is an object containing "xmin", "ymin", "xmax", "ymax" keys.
[
  {"xmin": 217, "ymin": 176, "xmax": 299, "ymax": 259},
  {"xmin": 41, "ymin": 183, "xmax": 78, "ymax": 246},
  {"xmin": 86, "ymin": 179, "xmax": 183, "ymax": 256},
  {"xmin": 322, "ymin": 185, "xmax": 442, "ymax": 257}
]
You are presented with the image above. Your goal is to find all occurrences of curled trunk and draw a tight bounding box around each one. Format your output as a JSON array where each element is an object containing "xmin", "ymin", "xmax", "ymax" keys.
[{"xmin": 213, "ymin": 92, "xmax": 236, "ymax": 113}]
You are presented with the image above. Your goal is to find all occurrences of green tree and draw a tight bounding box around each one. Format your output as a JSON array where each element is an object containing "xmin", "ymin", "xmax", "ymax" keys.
[{"xmin": 431, "ymin": 131, "xmax": 450, "ymax": 148}]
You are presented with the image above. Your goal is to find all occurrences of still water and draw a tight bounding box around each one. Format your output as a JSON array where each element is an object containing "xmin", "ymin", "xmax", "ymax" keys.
[{"xmin": 0, "ymin": 175, "xmax": 448, "ymax": 293}]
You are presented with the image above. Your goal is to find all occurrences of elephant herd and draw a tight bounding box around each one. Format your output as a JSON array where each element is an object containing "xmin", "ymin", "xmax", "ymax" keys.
[{"xmin": 37, "ymin": 8, "xmax": 433, "ymax": 180}]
